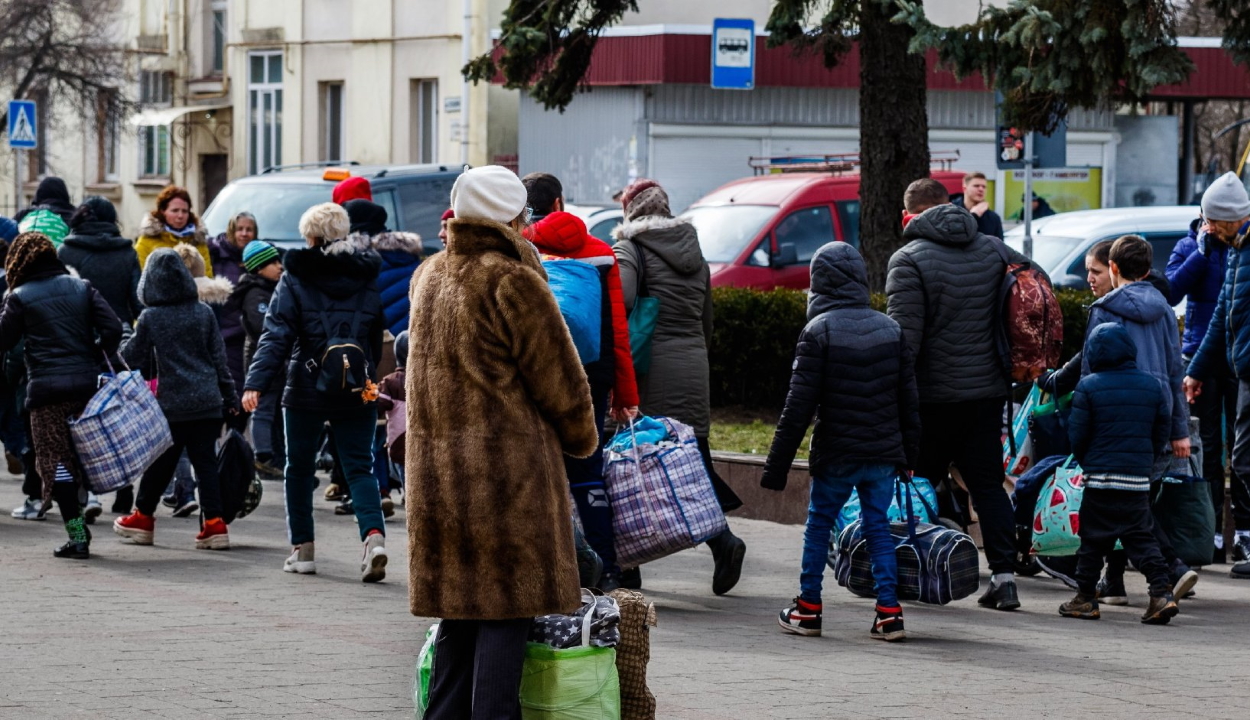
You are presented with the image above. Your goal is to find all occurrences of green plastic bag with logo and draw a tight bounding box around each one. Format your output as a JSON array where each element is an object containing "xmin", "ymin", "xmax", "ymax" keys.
[{"xmin": 520, "ymin": 610, "xmax": 621, "ymax": 720}]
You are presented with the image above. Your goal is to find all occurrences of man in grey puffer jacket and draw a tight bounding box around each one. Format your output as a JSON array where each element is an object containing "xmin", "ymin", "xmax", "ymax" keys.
[{"xmin": 886, "ymin": 178, "xmax": 1030, "ymax": 611}]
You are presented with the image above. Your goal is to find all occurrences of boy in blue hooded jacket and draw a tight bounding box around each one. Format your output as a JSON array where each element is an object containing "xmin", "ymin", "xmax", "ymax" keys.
[
  {"xmin": 1079, "ymin": 234, "xmax": 1200, "ymax": 603},
  {"xmin": 1062, "ymin": 323, "xmax": 1178, "ymax": 624}
]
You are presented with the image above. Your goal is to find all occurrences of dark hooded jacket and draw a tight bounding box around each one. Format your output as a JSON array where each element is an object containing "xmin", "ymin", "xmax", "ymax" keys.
[
  {"xmin": 1069, "ymin": 323, "xmax": 1171, "ymax": 485},
  {"xmin": 207, "ymin": 233, "xmax": 248, "ymax": 387},
  {"xmin": 1167, "ymin": 218, "xmax": 1229, "ymax": 356},
  {"xmin": 1082, "ymin": 281, "xmax": 1187, "ymax": 441},
  {"xmin": 58, "ymin": 198, "xmax": 143, "ymax": 326},
  {"xmin": 885, "ymin": 203, "xmax": 1030, "ymax": 404},
  {"xmin": 761, "ymin": 243, "xmax": 921, "ymax": 489},
  {"xmin": 612, "ymin": 215, "xmax": 714, "ymax": 436},
  {"xmin": 244, "ymin": 238, "xmax": 384, "ymax": 414},
  {"xmin": 345, "ymin": 200, "xmax": 423, "ymax": 336},
  {"xmin": 14, "ymin": 177, "xmax": 75, "ymax": 225},
  {"xmin": 121, "ymin": 248, "xmax": 237, "ymax": 422},
  {"xmin": 0, "ymin": 248, "xmax": 122, "ymax": 409},
  {"xmin": 231, "ymin": 271, "xmax": 279, "ymax": 370}
]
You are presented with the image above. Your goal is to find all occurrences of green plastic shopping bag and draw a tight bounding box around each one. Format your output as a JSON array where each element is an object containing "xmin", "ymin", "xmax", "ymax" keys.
[
  {"xmin": 520, "ymin": 605, "xmax": 621, "ymax": 720},
  {"xmin": 413, "ymin": 623, "xmax": 438, "ymax": 719}
]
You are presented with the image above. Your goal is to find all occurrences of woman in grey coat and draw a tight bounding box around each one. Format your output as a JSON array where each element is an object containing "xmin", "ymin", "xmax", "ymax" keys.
[{"xmin": 612, "ymin": 179, "xmax": 746, "ymax": 595}]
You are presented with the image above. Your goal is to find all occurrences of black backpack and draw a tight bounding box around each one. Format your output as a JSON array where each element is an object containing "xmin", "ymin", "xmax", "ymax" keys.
[
  {"xmin": 309, "ymin": 292, "xmax": 371, "ymax": 400},
  {"xmin": 217, "ymin": 429, "xmax": 257, "ymax": 524}
]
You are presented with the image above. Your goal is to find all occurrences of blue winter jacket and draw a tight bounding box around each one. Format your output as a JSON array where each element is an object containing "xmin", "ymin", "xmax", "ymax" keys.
[
  {"xmin": 361, "ymin": 231, "xmax": 423, "ymax": 337},
  {"xmin": 1189, "ymin": 223, "xmax": 1250, "ymax": 382},
  {"xmin": 1166, "ymin": 219, "xmax": 1228, "ymax": 356},
  {"xmin": 1069, "ymin": 323, "xmax": 1171, "ymax": 485},
  {"xmin": 1082, "ymin": 281, "xmax": 1187, "ymax": 440}
]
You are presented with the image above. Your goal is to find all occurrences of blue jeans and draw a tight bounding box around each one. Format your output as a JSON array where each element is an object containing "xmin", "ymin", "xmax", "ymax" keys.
[
  {"xmin": 252, "ymin": 386, "xmax": 286, "ymax": 465},
  {"xmin": 801, "ymin": 463, "xmax": 899, "ymax": 607},
  {"xmin": 162, "ymin": 450, "xmax": 196, "ymax": 504},
  {"xmin": 284, "ymin": 406, "xmax": 384, "ymax": 545}
]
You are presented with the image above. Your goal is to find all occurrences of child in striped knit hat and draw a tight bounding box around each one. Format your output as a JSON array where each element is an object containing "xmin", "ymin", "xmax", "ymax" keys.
[{"xmin": 232, "ymin": 241, "xmax": 285, "ymax": 476}]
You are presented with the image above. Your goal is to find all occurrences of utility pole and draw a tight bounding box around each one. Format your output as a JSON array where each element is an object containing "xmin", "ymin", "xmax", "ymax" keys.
[{"xmin": 1023, "ymin": 131, "xmax": 1034, "ymax": 259}]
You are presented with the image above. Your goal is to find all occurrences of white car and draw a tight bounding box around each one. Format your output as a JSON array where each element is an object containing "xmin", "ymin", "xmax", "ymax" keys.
[
  {"xmin": 1003, "ymin": 206, "xmax": 1200, "ymax": 292},
  {"xmin": 564, "ymin": 204, "xmax": 624, "ymax": 244}
]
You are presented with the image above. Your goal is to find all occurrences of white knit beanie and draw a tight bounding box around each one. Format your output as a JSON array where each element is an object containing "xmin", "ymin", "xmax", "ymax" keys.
[
  {"xmin": 450, "ymin": 166, "xmax": 528, "ymax": 224},
  {"xmin": 1201, "ymin": 171, "xmax": 1250, "ymax": 222}
]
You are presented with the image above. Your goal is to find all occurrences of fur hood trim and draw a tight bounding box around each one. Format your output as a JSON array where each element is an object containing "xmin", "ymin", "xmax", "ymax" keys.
[
  {"xmin": 140, "ymin": 212, "xmax": 208, "ymax": 246},
  {"xmin": 195, "ymin": 276, "xmax": 234, "ymax": 306},
  {"xmin": 611, "ymin": 214, "xmax": 688, "ymax": 242},
  {"xmin": 325, "ymin": 234, "xmax": 375, "ymax": 256},
  {"xmin": 447, "ymin": 218, "xmax": 545, "ymax": 278},
  {"xmin": 369, "ymin": 230, "xmax": 424, "ymax": 256}
]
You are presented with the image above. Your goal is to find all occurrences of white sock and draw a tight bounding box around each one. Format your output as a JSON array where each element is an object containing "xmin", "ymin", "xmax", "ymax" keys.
[
  {"xmin": 992, "ymin": 573, "xmax": 1013, "ymax": 587},
  {"xmin": 1216, "ymin": 534, "xmax": 1225, "ymax": 550}
]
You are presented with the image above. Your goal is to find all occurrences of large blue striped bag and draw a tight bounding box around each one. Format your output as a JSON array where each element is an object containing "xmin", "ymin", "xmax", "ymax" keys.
[
  {"xmin": 604, "ymin": 416, "xmax": 727, "ymax": 569},
  {"xmin": 69, "ymin": 364, "xmax": 173, "ymax": 494}
]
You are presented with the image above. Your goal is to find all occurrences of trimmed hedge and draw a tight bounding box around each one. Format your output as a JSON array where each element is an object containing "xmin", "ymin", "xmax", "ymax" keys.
[{"xmin": 709, "ymin": 286, "xmax": 1096, "ymax": 409}]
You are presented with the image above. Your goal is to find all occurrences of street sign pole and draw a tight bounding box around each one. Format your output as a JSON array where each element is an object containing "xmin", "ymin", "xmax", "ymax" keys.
[{"xmin": 1023, "ymin": 132, "xmax": 1034, "ymax": 259}]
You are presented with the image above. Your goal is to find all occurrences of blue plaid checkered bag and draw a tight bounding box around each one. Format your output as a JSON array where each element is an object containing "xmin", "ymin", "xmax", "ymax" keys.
[
  {"xmin": 68, "ymin": 363, "xmax": 173, "ymax": 494},
  {"xmin": 605, "ymin": 416, "xmax": 727, "ymax": 569}
]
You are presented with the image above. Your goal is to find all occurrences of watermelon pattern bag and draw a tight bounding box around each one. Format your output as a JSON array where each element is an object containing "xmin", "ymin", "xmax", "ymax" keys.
[{"xmin": 1031, "ymin": 455, "xmax": 1085, "ymax": 556}]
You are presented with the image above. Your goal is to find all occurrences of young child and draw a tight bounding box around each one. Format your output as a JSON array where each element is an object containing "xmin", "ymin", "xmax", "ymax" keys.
[
  {"xmin": 233, "ymin": 240, "xmax": 284, "ymax": 477},
  {"xmin": 1061, "ymin": 322, "xmax": 1178, "ymax": 624},
  {"xmin": 376, "ymin": 330, "xmax": 407, "ymax": 466},
  {"xmin": 114, "ymin": 247, "xmax": 239, "ymax": 549},
  {"xmin": 759, "ymin": 242, "xmax": 920, "ymax": 642},
  {"xmin": 1081, "ymin": 234, "xmax": 1199, "ymax": 603}
]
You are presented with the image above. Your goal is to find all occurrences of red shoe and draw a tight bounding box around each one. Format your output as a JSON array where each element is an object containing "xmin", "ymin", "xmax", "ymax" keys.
[
  {"xmin": 113, "ymin": 510, "xmax": 155, "ymax": 545},
  {"xmin": 195, "ymin": 517, "xmax": 230, "ymax": 550}
]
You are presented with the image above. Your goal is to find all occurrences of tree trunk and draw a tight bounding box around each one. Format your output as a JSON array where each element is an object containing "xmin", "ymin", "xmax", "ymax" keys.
[{"xmin": 858, "ymin": 0, "xmax": 931, "ymax": 292}]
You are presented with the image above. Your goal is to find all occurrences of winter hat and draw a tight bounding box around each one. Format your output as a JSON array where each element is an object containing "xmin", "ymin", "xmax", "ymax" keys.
[
  {"xmin": 31, "ymin": 176, "xmax": 71, "ymax": 207},
  {"xmin": 1201, "ymin": 172, "xmax": 1250, "ymax": 222},
  {"xmin": 450, "ymin": 166, "xmax": 528, "ymax": 224},
  {"xmin": 345, "ymin": 199, "xmax": 389, "ymax": 236},
  {"xmin": 69, "ymin": 196, "xmax": 118, "ymax": 230},
  {"xmin": 332, "ymin": 176, "xmax": 372, "ymax": 205},
  {"xmin": 243, "ymin": 241, "xmax": 280, "ymax": 273},
  {"xmin": 441, "ymin": 208, "xmax": 455, "ymax": 221},
  {"xmin": 173, "ymin": 243, "xmax": 207, "ymax": 278},
  {"xmin": 6, "ymin": 232, "xmax": 67, "ymax": 289},
  {"xmin": 622, "ymin": 180, "xmax": 672, "ymax": 222},
  {"xmin": 0, "ymin": 217, "xmax": 17, "ymax": 244},
  {"xmin": 620, "ymin": 179, "xmax": 660, "ymax": 212},
  {"xmin": 394, "ymin": 330, "xmax": 409, "ymax": 369}
]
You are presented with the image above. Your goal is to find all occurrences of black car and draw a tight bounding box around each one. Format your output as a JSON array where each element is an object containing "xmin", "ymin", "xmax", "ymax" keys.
[{"xmin": 202, "ymin": 163, "xmax": 462, "ymax": 253}]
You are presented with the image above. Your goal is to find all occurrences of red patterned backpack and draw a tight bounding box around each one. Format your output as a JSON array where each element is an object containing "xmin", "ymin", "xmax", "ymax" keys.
[{"xmin": 991, "ymin": 241, "xmax": 1063, "ymax": 383}]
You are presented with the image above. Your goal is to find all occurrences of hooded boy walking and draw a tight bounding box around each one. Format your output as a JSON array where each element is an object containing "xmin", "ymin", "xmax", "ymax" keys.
[{"xmin": 761, "ymin": 242, "xmax": 920, "ymax": 641}]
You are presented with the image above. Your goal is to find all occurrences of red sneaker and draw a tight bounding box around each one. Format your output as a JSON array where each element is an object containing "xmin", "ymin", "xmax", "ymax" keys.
[
  {"xmin": 113, "ymin": 510, "xmax": 155, "ymax": 545},
  {"xmin": 195, "ymin": 517, "xmax": 230, "ymax": 550}
]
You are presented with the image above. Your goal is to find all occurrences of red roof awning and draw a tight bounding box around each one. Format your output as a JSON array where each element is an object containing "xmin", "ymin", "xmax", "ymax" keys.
[{"xmin": 527, "ymin": 32, "xmax": 1249, "ymax": 99}]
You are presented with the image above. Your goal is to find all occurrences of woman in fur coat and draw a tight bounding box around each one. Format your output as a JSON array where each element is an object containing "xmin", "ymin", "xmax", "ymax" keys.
[
  {"xmin": 135, "ymin": 186, "xmax": 213, "ymax": 274},
  {"xmin": 406, "ymin": 165, "xmax": 597, "ymax": 720}
]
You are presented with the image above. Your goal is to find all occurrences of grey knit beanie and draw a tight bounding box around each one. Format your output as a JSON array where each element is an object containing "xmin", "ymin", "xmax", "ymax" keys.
[{"xmin": 1201, "ymin": 172, "xmax": 1250, "ymax": 222}]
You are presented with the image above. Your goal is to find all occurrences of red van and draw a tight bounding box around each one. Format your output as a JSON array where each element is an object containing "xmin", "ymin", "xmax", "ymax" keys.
[{"xmin": 680, "ymin": 159, "xmax": 966, "ymax": 290}]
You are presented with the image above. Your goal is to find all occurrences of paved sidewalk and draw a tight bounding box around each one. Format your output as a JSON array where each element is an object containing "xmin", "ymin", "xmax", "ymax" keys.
[{"xmin": 1, "ymin": 475, "xmax": 1248, "ymax": 719}]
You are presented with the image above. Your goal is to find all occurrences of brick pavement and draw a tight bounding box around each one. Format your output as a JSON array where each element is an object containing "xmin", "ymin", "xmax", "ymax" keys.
[{"xmin": 1, "ymin": 475, "xmax": 1248, "ymax": 719}]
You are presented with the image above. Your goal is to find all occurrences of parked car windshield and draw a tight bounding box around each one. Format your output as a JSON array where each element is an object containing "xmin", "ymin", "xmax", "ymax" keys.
[
  {"xmin": 681, "ymin": 205, "xmax": 778, "ymax": 263},
  {"xmin": 202, "ymin": 182, "xmax": 333, "ymax": 246},
  {"xmin": 1004, "ymin": 233, "xmax": 1086, "ymax": 277}
]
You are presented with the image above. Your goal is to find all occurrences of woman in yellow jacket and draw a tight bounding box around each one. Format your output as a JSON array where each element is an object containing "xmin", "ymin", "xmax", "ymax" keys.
[{"xmin": 135, "ymin": 186, "xmax": 213, "ymax": 275}]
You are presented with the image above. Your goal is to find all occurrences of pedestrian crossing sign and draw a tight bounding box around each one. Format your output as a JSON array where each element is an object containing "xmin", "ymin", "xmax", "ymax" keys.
[{"xmin": 8, "ymin": 100, "xmax": 37, "ymax": 149}]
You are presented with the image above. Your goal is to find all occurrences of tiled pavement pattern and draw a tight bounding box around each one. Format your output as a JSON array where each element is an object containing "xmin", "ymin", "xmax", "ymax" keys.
[{"xmin": 1, "ymin": 476, "xmax": 1247, "ymax": 719}]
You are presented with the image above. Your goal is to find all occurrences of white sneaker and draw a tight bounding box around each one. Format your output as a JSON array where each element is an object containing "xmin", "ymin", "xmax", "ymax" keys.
[
  {"xmin": 361, "ymin": 534, "xmax": 387, "ymax": 583},
  {"xmin": 283, "ymin": 543, "xmax": 316, "ymax": 574},
  {"xmin": 11, "ymin": 498, "xmax": 46, "ymax": 521},
  {"xmin": 83, "ymin": 494, "xmax": 103, "ymax": 524}
]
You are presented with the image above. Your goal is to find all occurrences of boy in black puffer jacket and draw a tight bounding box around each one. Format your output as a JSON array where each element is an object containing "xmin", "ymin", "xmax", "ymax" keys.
[
  {"xmin": 1061, "ymin": 322, "xmax": 1178, "ymax": 625},
  {"xmin": 760, "ymin": 242, "xmax": 920, "ymax": 642}
]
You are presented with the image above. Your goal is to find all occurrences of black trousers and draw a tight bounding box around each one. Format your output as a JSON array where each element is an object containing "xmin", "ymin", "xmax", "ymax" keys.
[
  {"xmin": 1227, "ymin": 378, "xmax": 1250, "ymax": 531},
  {"xmin": 1075, "ymin": 488, "xmax": 1171, "ymax": 597},
  {"xmin": 425, "ymin": 618, "xmax": 530, "ymax": 720},
  {"xmin": 567, "ymin": 378, "xmax": 616, "ymax": 571},
  {"xmin": 136, "ymin": 418, "xmax": 223, "ymax": 519},
  {"xmin": 917, "ymin": 399, "xmax": 1015, "ymax": 574}
]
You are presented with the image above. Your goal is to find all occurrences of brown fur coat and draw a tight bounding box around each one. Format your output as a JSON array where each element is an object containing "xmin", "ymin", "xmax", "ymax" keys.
[{"xmin": 405, "ymin": 217, "xmax": 597, "ymax": 620}]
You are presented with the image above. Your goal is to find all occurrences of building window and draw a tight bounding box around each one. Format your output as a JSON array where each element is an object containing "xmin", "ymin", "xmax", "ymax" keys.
[
  {"xmin": 97, "ymin": 90, "xmax": 121, "ymax": 182},
  {"xmin": 410, "ymin": 79, "xmax": 438, "ymax": 163},
  {"xmin": 248, "ymin": 51, "xmax": 283, "ymax": 174},
  {"xmin": 320, "ymin": 82, "xmax": 344, "ymax": 163},
  {"xmin": 211, "ymin": 1, "xmax": 227, "ymax": 75},
  {"xmin": 137, "ymin": 70, "xmax": 173, "ymax": 178}
]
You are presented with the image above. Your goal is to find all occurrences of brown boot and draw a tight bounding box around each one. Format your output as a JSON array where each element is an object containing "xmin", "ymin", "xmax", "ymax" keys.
[
  {"xmin": 1141, "ymin": 593, "xmax": 1178, "ymax": 625},
  {"xmin": 1058, "ymin": 592, "xmax": 1100, "ymax": 619}
]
